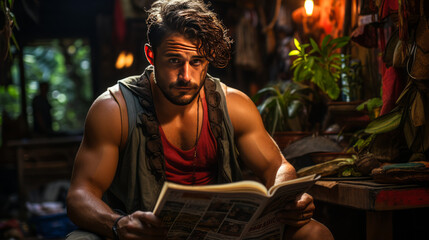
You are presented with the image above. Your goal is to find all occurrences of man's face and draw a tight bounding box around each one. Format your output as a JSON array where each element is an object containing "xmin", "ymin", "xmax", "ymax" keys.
[{"xmin": 152, "ymin": 33, "xmax": 209, "ymax": 105}]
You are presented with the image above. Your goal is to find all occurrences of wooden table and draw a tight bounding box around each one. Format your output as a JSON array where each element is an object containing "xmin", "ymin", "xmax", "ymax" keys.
[
  {"xmin": 8, "ymin": 136, "xmax": 82, "ymax": 219},
  {"xmin": 309, "ymin": 179, "xmax": 429, "ymax": 240}
]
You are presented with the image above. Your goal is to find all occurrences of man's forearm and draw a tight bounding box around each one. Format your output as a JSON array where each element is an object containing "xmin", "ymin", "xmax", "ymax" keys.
[
  {"xmin": 67, "ymin": 188, "xmax": 119, "ymax": 238},
  {"xmin": 274, "ymin": 159, "xmax": 297, "ymax": 186}
]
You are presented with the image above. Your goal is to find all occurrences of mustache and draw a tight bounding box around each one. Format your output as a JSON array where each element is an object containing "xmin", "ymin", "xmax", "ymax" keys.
[{"xmin": 170, "ymin": 80, "xmax": 198, "ymax": 89}]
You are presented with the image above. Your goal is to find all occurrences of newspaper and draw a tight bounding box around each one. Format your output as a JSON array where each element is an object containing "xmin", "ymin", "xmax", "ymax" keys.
[{"xmin": 153, "ymin": 174, "xmax": 319, "ymax": 240}]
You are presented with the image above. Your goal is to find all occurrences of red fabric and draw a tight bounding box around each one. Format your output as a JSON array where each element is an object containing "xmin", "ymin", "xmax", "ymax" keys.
[
  {"xmin": 114, "ymin": 0, "xmax": 126, "ymax": 44},
  {"xmin": 380, "ymin": 0, "xmax": 398, "ymax": 20},
  {"xmin": 380, "ymin": 67, "xmax": 406, "ymax": 116},
  {"xmin": 160, "ymin": 96, "xmax": 218, "ymax": 185}
]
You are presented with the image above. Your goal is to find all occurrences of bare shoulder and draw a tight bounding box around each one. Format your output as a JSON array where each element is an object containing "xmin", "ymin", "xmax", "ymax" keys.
[
  {"xmin": 223, "ymin": 84, "xmax": 263, "ymax": 136},
  {"xmin": 84, "ymin": 90, "xmax": 122, "ymax": 147},
  {"xmin": 224, "ymin": 85, "xmax": 255, "ymax": 112},
  {"xmin": 90, "ymin": 91, "xmax": 120, "ymax": 118}
]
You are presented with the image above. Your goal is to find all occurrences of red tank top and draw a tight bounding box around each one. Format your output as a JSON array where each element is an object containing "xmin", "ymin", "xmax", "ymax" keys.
[{"xmin": 159, "ymin": 96, "xmax": 218, "ymax": 185}]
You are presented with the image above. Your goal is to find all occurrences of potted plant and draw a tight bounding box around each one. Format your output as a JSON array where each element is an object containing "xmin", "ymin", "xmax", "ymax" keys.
[
  {"xmin": 288, "ymin": 34, "xmax": 351, "ymax": 101},
  {"xmin": 252, "ymin": 80, "xmax": 313, "ymax": 149},
  {"xmin": 253, "ymin": 35, "xmax": 354, "ymax": 149},
  {"xmin": 290, "ymin": 35, "xmax": 372, "ymax": 134}
]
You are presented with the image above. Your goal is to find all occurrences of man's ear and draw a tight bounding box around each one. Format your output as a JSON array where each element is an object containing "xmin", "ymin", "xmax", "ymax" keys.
[{"xmin": 144, "ymin": 44, "xmax": 155, "ymax": 65}]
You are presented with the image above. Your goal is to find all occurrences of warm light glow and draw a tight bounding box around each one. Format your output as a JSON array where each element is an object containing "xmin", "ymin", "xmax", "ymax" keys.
[
  {"xmin": 124, "ymin": 53, "xmax": 134, "ymax": 68},
  {"xmin": 304, "ymin": 0, "xmax": 314, "ymax": 16},
  {"xmin": 115, "ymin": 52, "xmax": 126, "ymax": 69},
  {"xmin": 115, "ymin": 51, "xmax": 134, "ymax": 69}
]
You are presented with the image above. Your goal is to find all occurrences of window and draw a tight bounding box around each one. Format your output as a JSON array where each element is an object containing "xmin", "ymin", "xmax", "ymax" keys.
[{"xmin": 0, "ymin": 38, "xmax": 92, "ymax": 144}]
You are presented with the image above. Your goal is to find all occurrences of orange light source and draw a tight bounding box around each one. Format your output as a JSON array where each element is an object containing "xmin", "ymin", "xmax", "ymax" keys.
[
  {"xmin": 115, "ymin": 51, "xmax": 134, "ymax": 69},
  {"xmin": 304, "ymin": 0, "xmax": 314, "ymax": 16}
]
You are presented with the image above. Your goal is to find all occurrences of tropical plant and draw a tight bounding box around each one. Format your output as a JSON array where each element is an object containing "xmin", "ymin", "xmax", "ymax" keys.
[
  {"xmin": 351, "ymin": 108, "xmax": 402, "ymax": 153},
  {"xmin": 356, "ymin": 97, "xmax": 383, "ymax": 121},
  {"xmin": 252, "ymin": 81, "xmax": 311, "ymax": 135},
  {"xmin": 289, "ymin": 34, "xmax": 351, "ymax": 100}
]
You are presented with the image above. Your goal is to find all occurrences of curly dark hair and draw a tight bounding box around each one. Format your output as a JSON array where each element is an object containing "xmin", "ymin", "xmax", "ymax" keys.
[{"xmin": 146, "ymin": 0, "xmax": 232, "ymax": 68}]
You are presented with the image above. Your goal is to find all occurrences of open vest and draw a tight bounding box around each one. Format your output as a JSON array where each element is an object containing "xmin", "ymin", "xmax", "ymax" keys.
[{"xmin": 103, "ymin": 66, "xmax": 243, "ymax": 213}]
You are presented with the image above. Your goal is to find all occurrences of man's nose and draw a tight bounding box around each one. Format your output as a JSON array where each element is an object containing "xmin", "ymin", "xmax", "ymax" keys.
[{"xmin": 179, "ymin": 62, "xmax": 192, "ymax": 82}]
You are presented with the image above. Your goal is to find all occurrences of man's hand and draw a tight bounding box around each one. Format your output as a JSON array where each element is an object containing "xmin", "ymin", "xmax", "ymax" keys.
[
  {"xmin": 116, "ymin": 211, "xmax": 167, "ymax": 240},
  {"xmin": 275, "ymin": 193, "xmax": 315, "ymax": 227}
]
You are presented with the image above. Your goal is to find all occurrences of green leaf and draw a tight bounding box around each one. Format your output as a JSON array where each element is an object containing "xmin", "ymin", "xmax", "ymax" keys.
[
  {"xmin": 331, "ymin": 64, "xmax": 341, "ymax": 70},
  {"xmin": 11, "ymin": 12, "xmax": 19, "ymax": 30},
  {"xmin": 329, "ymin": 53, "xmax": 342, "ymax": 61},
  {"xmin": 331, "ymin": 72, "xmax": 340, "ymax": 79},
  {"xmin": 294, "ymin": 38, "xmax": 301, "ymax": 51},
  {"xmin": 257, "ymin": 96, "xmax": 277, "ymax": 114},
  {"xmin": 364, "ymin": 110, "xmax": 402, "ymax": 134},
  {"xmin": 301, "ymin": 43, "xmax": 310, "ymax": 49},
  {"xmin": 307, "ymin": 57, "xmax": 315, "ymax": 69},
  {"xmin": 310, "ymin": 38, "xmax": 321, "ymax": 54},
  {"xmin": 330, "ymin": 36, "xmax": 350, "ymax": 46},
  {"xmin": 288, "ymin": 100, "xmax": 303, "ymax": 118},
  {"xmin": 275, "ymin": 99, "xmax": 284, "ymax": 119},
  {"xmin": 321, "ymin": 35, "xmax": 332, "ymax": 49},
  {"xmin": 253, "ymin": 87, "xmax": 277, "ymax": 97},
  {"xmin": 293, "ymin": 64, "xmax": 304, "ymax": 82},
  {"xmin": 10, "ymin": 34, "xmax": 19, "ymax": 50},
  {"xmin": 289, "ymin": 50, "xmax": 300, "ymax": 56},
  {"xmin": 308, "ymin": 49, "xmax": 317, "ymax": 55},
  {"xmin": 357, "ymin": 98, "xmax": 383, "ymax": 112},
  {"xmin": 334, "ymin": 41, "xmax": 349, "ymax": 50}
]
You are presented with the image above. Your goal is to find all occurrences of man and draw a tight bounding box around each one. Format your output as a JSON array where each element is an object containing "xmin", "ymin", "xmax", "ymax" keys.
[
  {"xmin": 32, "ymin": 82, "xmax": 53, "ymax": 136},
  {"xmin": 66, "ymin": 0, "xmax": 334, "ymax": 239}
]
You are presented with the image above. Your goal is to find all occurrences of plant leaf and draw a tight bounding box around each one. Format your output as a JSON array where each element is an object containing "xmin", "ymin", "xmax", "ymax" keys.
[
  {"xmin": 10, "ymin": 34, "xmax": 19, "ymax": 50},
  {"xmin": 321, "ymin": 35, "xmax": 332, "ymax": 50},
  {"xmin": 310, "ymin": 38, "xmax": 321, "ymax": 54},
  {"xmin": 289, "ymin": 50, "xmax": 300, "ymax": 56},
  {"xmin": 364, "ymin": 110, "xmax": 402, "ymax": 134},
  {"xmin": 257, "ymin": 96, "xmax": 277, "ymax": 114},
  {"xmin": 294, "ymin": 38, "xmax": 301, "ymax": 51}
]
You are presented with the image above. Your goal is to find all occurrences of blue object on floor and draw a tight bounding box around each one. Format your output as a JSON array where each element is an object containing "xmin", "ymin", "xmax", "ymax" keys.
[{"xmin": 30, "ymin": 212, "xmax": 77, "ymax": 239}]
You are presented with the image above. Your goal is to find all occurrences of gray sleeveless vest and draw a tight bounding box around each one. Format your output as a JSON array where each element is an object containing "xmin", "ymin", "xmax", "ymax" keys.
[{"xmin": 103, "ymin": 66, "xmax": 243, "ymax": 213}]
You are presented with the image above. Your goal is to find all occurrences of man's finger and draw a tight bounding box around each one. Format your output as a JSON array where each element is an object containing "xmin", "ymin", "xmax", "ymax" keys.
[{"xmin": 134, "ymin": 211, "xmax": 164, "ymax": 227}]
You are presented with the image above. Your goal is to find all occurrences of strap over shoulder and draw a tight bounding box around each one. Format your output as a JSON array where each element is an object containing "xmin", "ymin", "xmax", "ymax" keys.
[{"xmin": 108, "ymin": 84, "xmax": 128, "ymax": 150}]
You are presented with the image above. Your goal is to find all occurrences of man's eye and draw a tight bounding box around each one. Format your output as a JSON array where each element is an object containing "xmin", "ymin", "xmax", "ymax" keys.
[
  {"xmin": 191, "ymin": 59, "xmax": 202, "ymax": 66},
  {"xmin": 169, "ymin": 58, "xmax": 180, "ymax": 64}
]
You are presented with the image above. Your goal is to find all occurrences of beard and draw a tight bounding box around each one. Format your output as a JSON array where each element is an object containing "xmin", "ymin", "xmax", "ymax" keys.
[
  {"xmin": 153, "ymin": 66, "xmax": 208, "ymax": 106},
  {"xmin": 155, "ymin": 76, "xmax": 206, "ymax": 106}
]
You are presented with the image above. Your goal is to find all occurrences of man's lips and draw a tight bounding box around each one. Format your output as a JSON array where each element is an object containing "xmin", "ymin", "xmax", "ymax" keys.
[
  {"xmin": 173, "ymin": 85, "xmax": 197, "ymax": 91},
  {"xmin": 174, "ymin": 87, "xmax": 192, "ymax": 91}
]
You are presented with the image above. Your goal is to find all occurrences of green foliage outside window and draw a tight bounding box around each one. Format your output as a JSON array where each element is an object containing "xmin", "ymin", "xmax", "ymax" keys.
[{"xmin": 0, "ymin": 38, "xmax": 92, "ymax": 145}]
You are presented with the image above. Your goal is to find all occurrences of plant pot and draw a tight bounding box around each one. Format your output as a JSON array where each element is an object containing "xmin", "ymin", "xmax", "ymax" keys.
[{"xmin": 323, "ymin": 100, "xmax": 370, "ymax": 132}]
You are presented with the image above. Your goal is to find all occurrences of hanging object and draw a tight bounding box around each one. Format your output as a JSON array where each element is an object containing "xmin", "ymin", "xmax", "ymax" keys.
[{"xmin": 235, "ymin": 8, "xmax": 263, "ymax": 72}]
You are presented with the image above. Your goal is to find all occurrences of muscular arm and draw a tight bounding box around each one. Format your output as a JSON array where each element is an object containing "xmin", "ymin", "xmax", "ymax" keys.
[
  {"xmin": 67, "ymin": 91, "xmax": 165, "ymax": 240},
  {"xmin": 66, "ymin": 91, "xmax": 123, "ymax": 237},
  {"xmin": 225, "ymin": 86, "xmax": 297, "ymax": 188},
  {"xmin": 224, "ymin": 86, "xmax": 325, "ymax": 233}
]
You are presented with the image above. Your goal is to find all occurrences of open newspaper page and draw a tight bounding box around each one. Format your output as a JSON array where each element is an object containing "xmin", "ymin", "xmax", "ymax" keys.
[
  {"xmin": 243, "ymin": 212, "xmax": 283, "ymax": 240},
  {"xmin": 153, "ymin": 175, "xmax": 318, "ymax": 240},
  {"xmin": 261, "ymin": 174, "xmax": 320, "ymax": 217},
  {"xmin": 154, "ymin": 189, "xmax": 268, "ymax": 240},
  {"xmin": 244, "ymin": 174, "xmax": 319, "ymax": 239}
]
